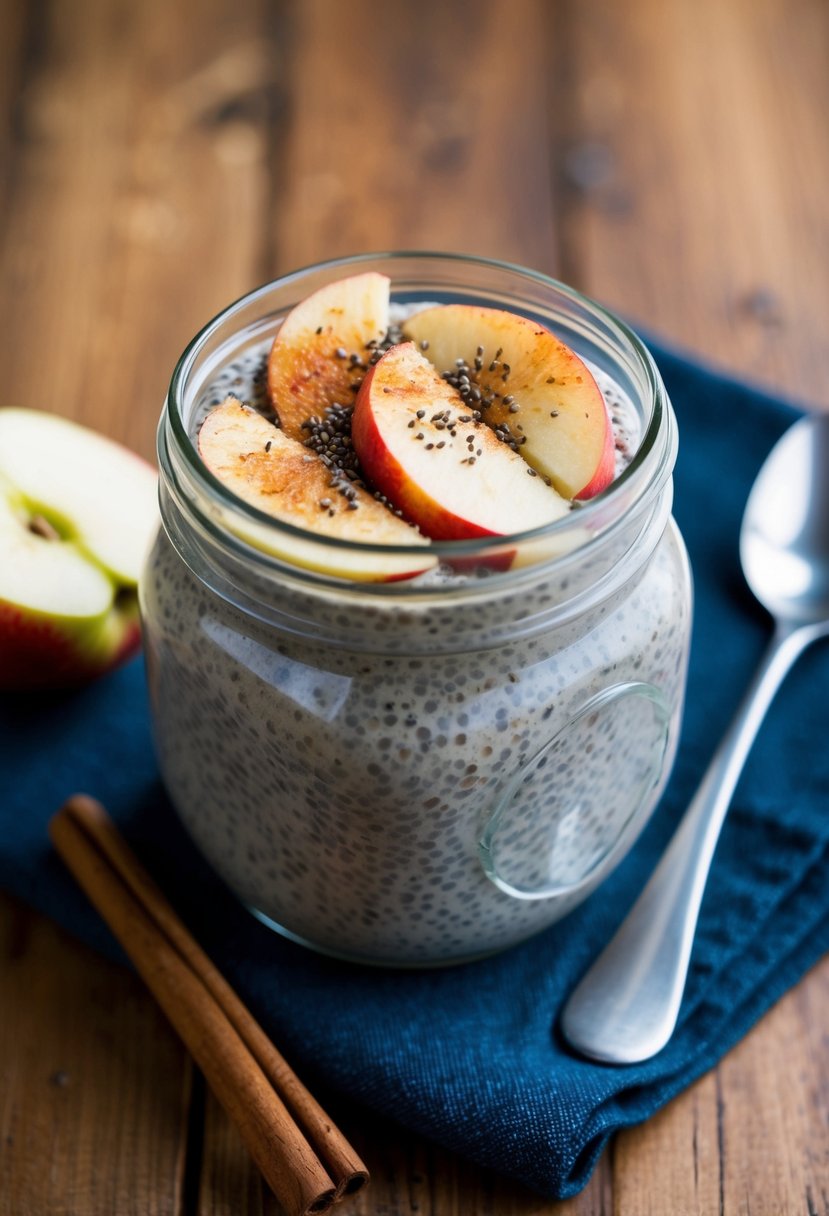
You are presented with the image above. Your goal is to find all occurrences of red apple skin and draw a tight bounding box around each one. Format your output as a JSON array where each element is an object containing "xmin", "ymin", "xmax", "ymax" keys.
[
  {"xmin": 0, "ymin": 599, "xmax": 141, "ymax": 691},
  {"xmin": 574, "ymin": 422, "xmax": 615, "ymax": 500}
]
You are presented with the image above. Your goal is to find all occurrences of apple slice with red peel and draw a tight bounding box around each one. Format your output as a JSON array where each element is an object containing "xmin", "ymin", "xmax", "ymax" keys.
[
  {"xmin": 198, "ymin": 398, "xmax": 434, "ymax": 582},
  {"xmin": 267, "ymin": 272, "xmax": 390, "ymax": 441},
  {"xmin": 352, "ymin": 343, "xmax": 570, "ymax": 543},
  {"xmin": 403, "ymin": 304, "xmax": 614, "ymax": 500},
  {"xmin": 0, "ymin": 408, "xmax": 158, "ymax": 690}
]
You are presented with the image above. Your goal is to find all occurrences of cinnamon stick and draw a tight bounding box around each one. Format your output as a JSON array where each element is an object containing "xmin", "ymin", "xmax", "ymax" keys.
[{"xmin": 49, "ymin": 794, "xmax": 369, "ymax": 1215}]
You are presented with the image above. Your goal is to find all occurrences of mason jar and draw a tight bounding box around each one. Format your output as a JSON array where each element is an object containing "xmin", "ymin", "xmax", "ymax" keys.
[{"xmin": 140, "ymin": 252, "xmax": 692, "ymax": 967}]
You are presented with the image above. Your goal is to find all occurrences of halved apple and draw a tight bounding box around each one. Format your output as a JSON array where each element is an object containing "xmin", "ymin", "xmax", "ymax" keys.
[
  {"xmin": 198, "ymin": 398, "xmax": 434, "ymax": 582},
  {"xmin": 0, "ymin": 408, "xmax": 158, "ymax": 690},
  {"xmin": 267, "ymin": 272, "xmax": 390, "ymax": 441},
  {"xmin": 352, "ymin": 343, "xmax": 570, "ymax": 542},
  {"xmin": 403, "ymin": 304, "xmax": 614, "ymax": 499}
]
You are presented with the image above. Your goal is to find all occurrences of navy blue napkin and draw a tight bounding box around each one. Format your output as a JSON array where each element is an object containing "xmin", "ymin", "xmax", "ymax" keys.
[{"xmin": 2, "ymin": 341, "xmax": 828, "ymax": 1200}]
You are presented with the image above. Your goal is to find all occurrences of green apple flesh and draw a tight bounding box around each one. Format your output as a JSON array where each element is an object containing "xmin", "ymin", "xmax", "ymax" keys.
[
  {"xmin": 403, "ymin": 305, "xmax": 614, "ymax": 500},
  {"xmin": 0, "ymin": 409, "xmax": 158, "ymax": 690}
]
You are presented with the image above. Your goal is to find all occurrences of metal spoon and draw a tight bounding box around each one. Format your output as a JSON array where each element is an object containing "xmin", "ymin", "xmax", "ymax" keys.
[{"xmin": 561, "ymin": 412, "xmax": 829, "ymax": 1064}]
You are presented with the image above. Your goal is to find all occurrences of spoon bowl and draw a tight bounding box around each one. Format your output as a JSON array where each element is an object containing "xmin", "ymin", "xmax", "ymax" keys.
[
  {"xmin": 741, "ymin": 413, "xmax": 829, "ymax": 623},
  {"xmin": 561, "ymin": 411, "xmax": 829, "ymax": 1063}
]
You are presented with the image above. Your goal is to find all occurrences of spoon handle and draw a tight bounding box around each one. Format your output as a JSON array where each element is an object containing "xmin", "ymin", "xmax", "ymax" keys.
[{"xmin": 560, "ymin": 622, "xmax": 815, "ymax": 1064}]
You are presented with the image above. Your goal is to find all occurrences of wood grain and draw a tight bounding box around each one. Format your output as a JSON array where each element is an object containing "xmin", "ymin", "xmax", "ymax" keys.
[
  {"xmin": 557, "ymin": 0, "xmax": 829, "ymax": 408},
  {"xmin": 268, "ymin": 0, "xmax": 559, "ymax": 273},
  {"xmin": 1, "ymin": 0, "xmax": 828, "ymax": 1212},
  {"xmin": 0, "ymin": 0, "xmax": 276, "ymax": 460},
  {"xmin": 0, "ymin": 892, "xmax": 190, "ymax": 1216}
]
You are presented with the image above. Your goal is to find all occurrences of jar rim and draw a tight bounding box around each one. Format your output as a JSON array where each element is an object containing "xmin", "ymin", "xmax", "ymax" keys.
[{"xmin": 164, "ymin": 251, "xmax": 671, "ymax": 588}]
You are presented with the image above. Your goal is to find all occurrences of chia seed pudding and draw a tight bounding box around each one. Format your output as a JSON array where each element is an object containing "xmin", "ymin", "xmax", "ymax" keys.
[{"xmin": 141, "ymin": 253, "xmax": 692, "ymax": 966}]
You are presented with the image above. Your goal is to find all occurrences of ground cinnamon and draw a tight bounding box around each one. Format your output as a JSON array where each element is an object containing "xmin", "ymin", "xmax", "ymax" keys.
[{"xmin": 49, "ymin": 794, "xmax": 369, "ymax": 1216}]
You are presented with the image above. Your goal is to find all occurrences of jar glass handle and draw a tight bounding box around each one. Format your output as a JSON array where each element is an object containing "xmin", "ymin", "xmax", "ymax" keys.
[{"xmin": 479, "ymin": 681, "xmax": 670, "ymax": 900}]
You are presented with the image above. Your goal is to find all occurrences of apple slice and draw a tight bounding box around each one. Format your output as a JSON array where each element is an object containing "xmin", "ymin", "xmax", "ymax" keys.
[
  {"xmin": 352, "ymin": 343, "xmax": 570, "ymax": 542},
  {"xmin": 198, "ymin": 398, "xmax": 434, "ymax": 582},
  {"xmin": 403, "ymin": 304, "xmax": 614, "ymax": 500},
  {"xmin": 0, "ymin": 409, "xmax": 158, "ymax": 690},
  {"xmin": 267, "ymin": 272, "xmax": 390, "ymax": 441}
]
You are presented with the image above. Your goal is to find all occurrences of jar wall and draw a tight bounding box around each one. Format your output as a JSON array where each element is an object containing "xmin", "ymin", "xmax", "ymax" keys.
[{"xmin": 141, "ymin": 517, "xmax": 691, "ymax": 966}]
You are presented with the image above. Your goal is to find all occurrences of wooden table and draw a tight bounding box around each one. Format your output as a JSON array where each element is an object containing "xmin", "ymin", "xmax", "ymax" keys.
[{"xmin": 2, "ymin": 1, "xmax": 828, "ymax": 1211}]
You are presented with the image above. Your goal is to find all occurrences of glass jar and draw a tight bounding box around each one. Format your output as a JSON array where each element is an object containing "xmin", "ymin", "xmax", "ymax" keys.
[{"xmin": 140, "ymin": 252, "xmax": 692, "ymax": 967}]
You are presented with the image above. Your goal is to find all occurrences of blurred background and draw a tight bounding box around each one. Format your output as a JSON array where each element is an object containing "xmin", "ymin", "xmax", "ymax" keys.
[{"xmin": 2, "ymin": 0, "xmax": 827, "ymax": 465}]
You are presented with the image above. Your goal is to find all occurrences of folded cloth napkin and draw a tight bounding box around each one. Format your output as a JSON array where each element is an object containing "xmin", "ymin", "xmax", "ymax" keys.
[{"xmin": 1, "ymin": 340, "xmax": 828, "ymax": 1200}]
